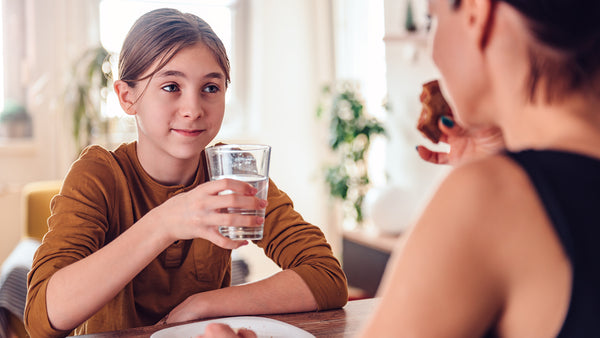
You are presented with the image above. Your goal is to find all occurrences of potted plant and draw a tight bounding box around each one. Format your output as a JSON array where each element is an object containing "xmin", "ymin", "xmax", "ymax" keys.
[
  {"xmin": 65, "ymin": 46, "xmax": 113, "ymax": 154},
  {"xmin": 0, "ymin": 100, "xmax": 32, "ymax": 138},
  {"xmin": 317, "ymin": 81, "xmax": 386, "ymax": 226}
]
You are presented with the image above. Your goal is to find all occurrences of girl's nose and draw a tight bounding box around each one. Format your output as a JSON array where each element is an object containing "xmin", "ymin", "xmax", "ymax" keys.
[{"xmin": 181, "ymin": 94, "xmax": 204, "ymax": 119}]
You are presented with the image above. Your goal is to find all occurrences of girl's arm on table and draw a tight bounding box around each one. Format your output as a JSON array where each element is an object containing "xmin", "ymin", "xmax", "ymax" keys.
[{"xmin": 165, "ymin": 269, "xmax": 318, "ymax": 323}]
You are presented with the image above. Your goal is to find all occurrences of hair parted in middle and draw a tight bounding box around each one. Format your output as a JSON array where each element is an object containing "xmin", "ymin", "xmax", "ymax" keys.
[{"xmin": 118, "ymin": 8, "xmax": 230, "ymax": 89}]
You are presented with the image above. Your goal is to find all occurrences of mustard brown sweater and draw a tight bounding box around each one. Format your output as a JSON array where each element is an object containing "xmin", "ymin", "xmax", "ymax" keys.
[{"xmin": 24, "ymin": 142, "xmax": 347, "ymax": 337}]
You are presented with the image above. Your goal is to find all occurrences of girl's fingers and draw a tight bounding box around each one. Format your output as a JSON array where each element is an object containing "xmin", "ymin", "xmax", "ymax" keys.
[
  {"xmin": 207, "ymin": 233, "xmax": 249, "ymax": 250},
  {"xmin": 204, "ymin": 212, "xmax": 265, "ymax": 228},
  {"xmin": 200, "ymin": 179, "xmax": 258, "ymax": 196},
  {"xmin": 208, "ymin": 194, "xmax": 267, "ymax": 212}
]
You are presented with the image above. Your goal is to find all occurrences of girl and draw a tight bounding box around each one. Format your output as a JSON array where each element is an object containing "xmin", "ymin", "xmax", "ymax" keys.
[
  {"xmin": 363, "ymin": 0, "xmax": 600, "ymax": 336},
  {"xmin": 24, "ymin": 8, "xmax": 347, "ymax": 337}
]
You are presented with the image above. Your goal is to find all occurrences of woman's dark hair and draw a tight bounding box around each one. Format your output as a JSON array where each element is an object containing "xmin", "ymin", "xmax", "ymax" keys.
[
  {"xmin": 451, "ymin": 0, "xmax": 600, "ymax": 102},
  {"xmin": 118, "ymin": 8, "xmax": 230, "ymax": 88}
]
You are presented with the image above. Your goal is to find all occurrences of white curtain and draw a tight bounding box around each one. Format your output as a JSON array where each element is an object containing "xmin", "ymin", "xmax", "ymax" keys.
[{"xmin": 21, "ymin": 0, "xmax": 102, "ymax": 177}]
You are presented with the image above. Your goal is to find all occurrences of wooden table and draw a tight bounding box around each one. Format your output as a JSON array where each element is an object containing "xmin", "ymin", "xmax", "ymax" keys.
[{"xmin": 80, "ymin": 298, "xmax": 379, "ymax": 337}]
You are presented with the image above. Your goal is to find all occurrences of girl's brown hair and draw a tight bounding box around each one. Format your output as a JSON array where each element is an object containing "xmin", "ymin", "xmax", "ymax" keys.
[{"xmin": 118, "ymin": 8, "xmax": 230, "ymax": 88}]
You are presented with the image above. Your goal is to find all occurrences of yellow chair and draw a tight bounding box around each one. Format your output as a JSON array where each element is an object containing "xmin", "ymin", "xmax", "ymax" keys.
[
  {"xmin": 4, "ymin": 180, "xmax": 61, "ymax": 338},
  {"xmin": 21, "ymin": 180, "xmax": 62, "ymax": 241}
]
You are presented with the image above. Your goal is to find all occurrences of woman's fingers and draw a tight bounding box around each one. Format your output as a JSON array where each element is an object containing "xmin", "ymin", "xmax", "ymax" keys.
[
  {"xmin": 438, "ymin": 115, "xmax": 469, "ymax": 139},
  {"xmin": 416, "ymin": 145, "xmax": 450, "ymax": 165},
  {"xmin": 237, "ymin": 328, "xmax": 258, "ymax": 338},
  {"xmin": 199, "ymin": 323, "xmax": 258, "ymax": 338}
]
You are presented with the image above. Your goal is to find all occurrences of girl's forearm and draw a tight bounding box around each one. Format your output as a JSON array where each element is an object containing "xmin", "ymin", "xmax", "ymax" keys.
[
  {"xmin": 45, "ymin": 213, "xmax": 172, "ymax": 331},
  {"xmin": 167, "ymin": 269, "xmax": 318, "ymax": 323}
]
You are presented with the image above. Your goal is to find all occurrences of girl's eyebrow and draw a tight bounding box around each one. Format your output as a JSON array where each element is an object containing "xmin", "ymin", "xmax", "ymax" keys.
[
  {"xmin": 203, "ymin": 72, "xmax": 225, "ymax": 80},
  {"xmin": 155, "ymin": 69, "xmax": 224, "ymax": 81},
  {"xmin": 156, "ymin": 69, "xmax": 186, "ymax": 78}
]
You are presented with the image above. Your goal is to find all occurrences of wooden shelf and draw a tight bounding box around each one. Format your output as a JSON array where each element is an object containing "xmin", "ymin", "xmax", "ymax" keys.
[
  {"xmin": 383, "ymin": 31, "xmax": 429, "ymax": 46},
  {"xmin": 343, "ymin": 228, "xmax": 401, "ymax": 254},
  {"xmin": 342, "ymin": 228, "xmax": 402, "ymax": 297}
]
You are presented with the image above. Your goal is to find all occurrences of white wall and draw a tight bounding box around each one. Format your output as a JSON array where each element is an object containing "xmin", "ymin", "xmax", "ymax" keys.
[
  {"xmin": 376, "ymin": 0, "xmax": 450, "ymax": 232},
  {"xmin": 224, "ymin": 0, "xmax": 338, "ymax": 281}
]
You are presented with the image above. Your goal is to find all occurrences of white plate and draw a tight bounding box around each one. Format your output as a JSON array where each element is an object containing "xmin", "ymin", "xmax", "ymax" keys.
[{"xmin": 150, "ymin": 316, "xmax": 315, "ymax": 338}]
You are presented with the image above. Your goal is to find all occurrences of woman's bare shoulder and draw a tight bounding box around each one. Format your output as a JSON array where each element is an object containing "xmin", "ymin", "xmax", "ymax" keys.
[
  {"xmin": 362, "ymin": 155, "xmax": 557, "ymax": 337},
  {"xmin": 418, "ymin": 154, "xmax": 532, "ymax": 234}
]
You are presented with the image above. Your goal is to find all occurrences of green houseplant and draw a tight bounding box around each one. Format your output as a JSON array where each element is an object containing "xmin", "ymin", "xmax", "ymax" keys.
[
  {"xmin": 317, "ymin": 82, "xmax": 386, "ymax": 225},
  {"xmin": 0, "ymin": 100, "xmax": 32, "ymax": 138},
  {"xmin": 66, "ymin": 46, "xmax": 113, "ymax": 154}
]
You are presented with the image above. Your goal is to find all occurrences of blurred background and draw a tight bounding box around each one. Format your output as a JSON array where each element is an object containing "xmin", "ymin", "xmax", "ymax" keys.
[{"xmin": 0, "ymin": 0, "xmax": 449, "ymax": 297}]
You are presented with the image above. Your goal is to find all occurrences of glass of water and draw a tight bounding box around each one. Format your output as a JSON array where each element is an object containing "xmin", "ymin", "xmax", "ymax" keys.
[{"xmin": 205, "ymin": 144, "xmax": 271, "ymax": 240}]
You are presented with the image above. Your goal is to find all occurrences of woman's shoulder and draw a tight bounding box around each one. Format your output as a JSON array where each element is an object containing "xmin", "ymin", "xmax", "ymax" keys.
[
  {"xmin": 438, "ymin": 154, "xmax": 529, "ymax": 206},
  {"xmin": 418, "ymin": 154, "xmax": 541, "ymax": 247}
]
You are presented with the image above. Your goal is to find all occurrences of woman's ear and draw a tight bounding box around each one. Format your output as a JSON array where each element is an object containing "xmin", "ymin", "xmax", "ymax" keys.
[
  {"xmin": 114, "ymin": 80, "xmax": 137, "ymax": 116},
  {"xmin": 463, "ymin": 0, "xmax": 495, "ymax": 49}
]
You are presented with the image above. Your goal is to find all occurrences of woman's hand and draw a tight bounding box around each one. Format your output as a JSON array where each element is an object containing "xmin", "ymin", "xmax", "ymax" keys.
[
  {"xmin": 148, "ymin": 179, "xmax": 267, "ymax": 250},
  {"xmin": 417, "ymin": 116, "xmax": 505, "ymax": 166},
  {"xmin": 197, "ymin": 323, "xmax": 257, "ymax": 338}
]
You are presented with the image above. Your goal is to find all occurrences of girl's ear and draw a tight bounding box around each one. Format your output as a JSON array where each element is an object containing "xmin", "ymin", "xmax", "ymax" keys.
[
  {"xmin": 464, "ymin": 0, "xmax": 495, "ymax": 49},
  {"xmin": 114, "ymin": 80, "xmax": 137, "ymax": 116}
]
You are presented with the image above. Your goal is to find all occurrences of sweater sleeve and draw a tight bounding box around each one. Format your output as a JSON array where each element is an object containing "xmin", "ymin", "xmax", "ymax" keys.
[
  {"xmin": 257, "ymin": 180, "xmax": 348, "ymax": 310},
  {"xmin": 24, "ymin": 146, "xmax": 117, "ymax": 338}
]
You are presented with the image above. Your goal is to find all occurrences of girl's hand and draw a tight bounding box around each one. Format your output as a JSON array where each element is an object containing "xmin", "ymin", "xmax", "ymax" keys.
[
  {"xmin": 149, "ymin": 178, "xmax": 267, "ymax": 250},
  {"xmin": 417, "ymin": 116, "xmax": 505, "ymax": 166}
]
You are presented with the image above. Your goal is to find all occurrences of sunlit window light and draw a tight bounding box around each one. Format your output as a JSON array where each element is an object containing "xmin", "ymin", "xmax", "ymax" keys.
[{"xmin": 99, "ymin": 0, "xmax": 234, "ymax": 119}]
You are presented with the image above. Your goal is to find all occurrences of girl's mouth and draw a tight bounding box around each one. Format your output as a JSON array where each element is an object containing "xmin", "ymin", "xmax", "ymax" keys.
[{"xmin": 172, "ymin": 128, "xmax": 204, "ymax": 137}]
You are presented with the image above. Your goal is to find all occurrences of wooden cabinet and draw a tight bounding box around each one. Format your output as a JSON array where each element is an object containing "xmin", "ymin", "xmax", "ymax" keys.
[{"xmin": 342, "ymin": 229, "xmax": 400, "ymax": 298}]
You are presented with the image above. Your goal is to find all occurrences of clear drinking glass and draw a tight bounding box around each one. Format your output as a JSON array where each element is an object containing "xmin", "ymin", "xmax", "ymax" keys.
[{"xmin": 205, "ymin": 144, "xmax": 271, "ymax": 240}]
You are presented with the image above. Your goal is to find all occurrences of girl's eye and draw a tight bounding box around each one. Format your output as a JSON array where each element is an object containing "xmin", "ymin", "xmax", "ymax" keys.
[
  {"xmin": 202, "ymin": 85, "xmax": 220, "ymax": 94},
  {"xmin": 162, "ymin": 84, "xmax": 179, "ymax": 92}
]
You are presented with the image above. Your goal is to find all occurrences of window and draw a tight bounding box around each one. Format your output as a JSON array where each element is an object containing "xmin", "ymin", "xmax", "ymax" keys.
[
  {"xmin": 333, "ymin": 0, "xmax": 387, "ymax": 186},
  {"xmin": 99, "ymin": 0, "xmax": 246, "ymax": 141}
]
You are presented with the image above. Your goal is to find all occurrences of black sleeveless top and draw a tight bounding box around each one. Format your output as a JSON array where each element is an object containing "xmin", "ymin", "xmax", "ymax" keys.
[{"xmin": 503, "ymin": 150, "xmax": 600, "ymax": 337}]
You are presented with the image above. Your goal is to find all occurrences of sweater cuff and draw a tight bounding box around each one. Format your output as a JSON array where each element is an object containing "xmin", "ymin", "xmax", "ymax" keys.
[
  {"xmin": 291, "ymin": 264, "xmax": 348, "ymax": 311},
  {"xmin": 25, "ymin": 279, "xmax": 73, "ymax": 338}
]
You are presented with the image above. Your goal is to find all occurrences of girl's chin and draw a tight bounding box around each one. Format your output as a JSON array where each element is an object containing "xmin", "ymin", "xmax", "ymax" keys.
[{"xmin": 164, "ymin": 145, "xmax": 205, "ymax": 161}]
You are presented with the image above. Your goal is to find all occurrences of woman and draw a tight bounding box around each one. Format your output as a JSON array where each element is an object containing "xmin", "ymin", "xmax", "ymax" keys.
[
  {"xmin": 191, "ymin": 0, "xmax": 600, "ymax": 336},
  {"xmin": 364, "ymin": 0, "xmax": 600, "ymax": 336},
  {"xmin": 198, "ymin": 0, "xmax": 600, "ymax": 335},
  {"xmin": 24, "ymin": 8, "xmax": 347, "ymax": 337}
]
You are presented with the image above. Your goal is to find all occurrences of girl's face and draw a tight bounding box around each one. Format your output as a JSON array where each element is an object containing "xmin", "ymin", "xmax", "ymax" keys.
[{"xmin": 127, "ymin": 43, "xmax": 226, "ymax": 163}]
